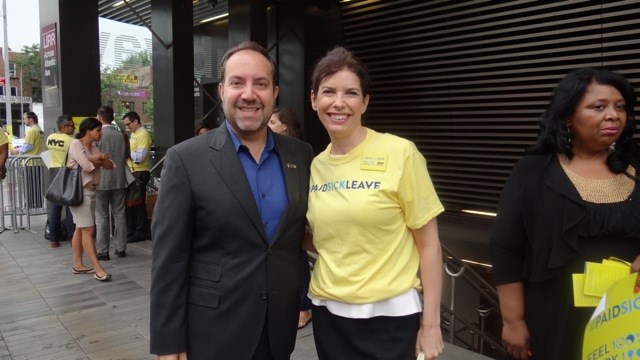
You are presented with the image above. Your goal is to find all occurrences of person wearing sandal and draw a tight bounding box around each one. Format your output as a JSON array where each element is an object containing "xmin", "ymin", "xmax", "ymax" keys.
[{"xmin": 67, "ymin": 117, "xmax": 114, "ymax": 282}]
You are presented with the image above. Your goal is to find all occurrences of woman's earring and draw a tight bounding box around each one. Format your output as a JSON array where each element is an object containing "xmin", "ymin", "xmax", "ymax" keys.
[{"xmin": 563, "ymin": 124, "xmax": 573, "ymax": 145}]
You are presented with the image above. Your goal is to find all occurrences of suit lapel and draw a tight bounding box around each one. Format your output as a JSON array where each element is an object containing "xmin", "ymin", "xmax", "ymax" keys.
[
  {"xmin": 208, "ymin": 126, "xmax": 267, "ymax": 242},
  {"xmin": 270, "ymin": 135, "xmax": 302, "ymax": 244}
]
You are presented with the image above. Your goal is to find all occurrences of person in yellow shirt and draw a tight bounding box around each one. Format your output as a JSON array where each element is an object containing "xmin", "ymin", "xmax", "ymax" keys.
[
  {"xmin": 0, "ymin": 129, "xmax": 8, "ymax": 179},
  {"xmin": 11, "ymin": 112, "xmax": 44, "ymax": 156},
  {"xmin": 306, "ymin": 47, "xmax": 444, "ymax": 360},
  {"xmin": 45, "ymin": 115, "xmax": 76, "ymax": 248},
  {"xmin": 123, "ymin": 111, "xmax": 152, "ymax": 243},
  {"xmin": 11, "ymin": 111, "xmax": 45, "ymax": 209}
]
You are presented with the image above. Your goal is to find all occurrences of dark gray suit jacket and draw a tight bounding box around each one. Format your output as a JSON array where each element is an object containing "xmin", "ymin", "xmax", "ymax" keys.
[
  {"xmin": 97, "ymin": 123, "xmax": 128, "ymax": 190},
  {"xmin": 150, "ymin": 124, "xmax": 313, "ymax": 359}
]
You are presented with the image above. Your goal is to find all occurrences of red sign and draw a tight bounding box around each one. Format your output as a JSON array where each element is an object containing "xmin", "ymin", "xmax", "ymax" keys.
[{"xmin": 0, "ymin": 78, "xmax": 5, "ymax": 85}]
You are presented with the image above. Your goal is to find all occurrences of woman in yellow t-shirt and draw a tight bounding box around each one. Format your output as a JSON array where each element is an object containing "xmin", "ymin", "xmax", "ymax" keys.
[{"xmin": 306, "ymin": 46, "xmax": 444, "ymax": 360}]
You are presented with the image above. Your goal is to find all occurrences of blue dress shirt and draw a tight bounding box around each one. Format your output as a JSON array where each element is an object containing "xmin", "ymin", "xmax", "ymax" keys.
[{"xmin": 225, "ymin": 121, "xmax": 288, "ymax": 244}]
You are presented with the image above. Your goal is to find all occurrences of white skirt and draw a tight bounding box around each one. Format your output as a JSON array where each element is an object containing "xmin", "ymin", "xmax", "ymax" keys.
[{"xmin": 69, "ymin": 189, "xmax": 96, "ymax": 228}]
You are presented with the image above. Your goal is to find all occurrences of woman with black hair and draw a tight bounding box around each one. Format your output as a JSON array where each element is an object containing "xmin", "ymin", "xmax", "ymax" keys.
[
  {"xmin": 67, "ymin": 117, "xmax": 114, "ymax": 281},
  {"xmin": 491, "ymin": 68, "xmax": 640, "ymax": 359}
]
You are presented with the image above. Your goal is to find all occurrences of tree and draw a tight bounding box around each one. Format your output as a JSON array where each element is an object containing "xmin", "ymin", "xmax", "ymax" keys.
[
  {"xmin": 117, "ymin": 51, "xmax": 151, "ymax": 70},
  {"xmin": 144, "ymin": 86, "xmax": 153, "ymax": 119},
  {"xmin": 100, "ymin": 51, "xmax": 153, "ymax": 125},
  {"xmin": 14, "ymin": 44, "xmax": 41, "ymax": 102},
  {"xmin": 100, "ymin": 67, "xmax": 128, "ymax": 118}
]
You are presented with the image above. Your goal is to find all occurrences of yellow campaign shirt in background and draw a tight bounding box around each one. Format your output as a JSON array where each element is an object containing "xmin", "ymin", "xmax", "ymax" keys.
[
  {"xmin": 46, "ymin": 133, "xmax": 74, "ymax": 168},
  {"xmin": 127, "ymin": 127, "xmax": 152, "ymax": 172},
  {"xmin": 23, "ymin": 124, "xmax": 45, "ymax": 155},
  {"xmin": 0, "ymin": 130, "xmax": 8, "ymax": 147}
]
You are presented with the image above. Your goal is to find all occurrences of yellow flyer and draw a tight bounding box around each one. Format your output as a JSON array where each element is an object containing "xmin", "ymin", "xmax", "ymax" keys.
[{"xmin": 583, "ymin": 273, "xmax": 640, "ymax": 360}]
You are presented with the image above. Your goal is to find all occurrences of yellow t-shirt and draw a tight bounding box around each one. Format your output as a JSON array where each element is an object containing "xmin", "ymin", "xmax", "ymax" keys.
[
  {"xmin": 23, "ymin": 124, "xmax": 45, "ymax": 155},
  {"xmin": 46, "ymin": 132, "xmax": 74, "ymax": 168},
  {"xmin": 127, "ymin": 127, "xmax": 152, "ymax": 171},
  {"xmin": 0, "ymin": 130, "xmax": 8, "ymax": 147},
  {"xmin": 307, "ymin": 128, "xmax": 444, "ymax": 304}
]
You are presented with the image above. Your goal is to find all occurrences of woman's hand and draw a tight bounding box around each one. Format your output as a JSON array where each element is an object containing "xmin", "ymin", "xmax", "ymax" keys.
[
  {"xmin": 502, "ymin": 318, "xmax": 531, "ymax": 359},
  {"xmin": 415, "ymin": 323, "xmax": 443, "ymax": 359},
  {"xmin": 632, "ymin": 255, "xmax": 640, "ymax": 293},
  {"xmin": 88, "ymin": 154, "xmax": 102, "ymax": 164}
]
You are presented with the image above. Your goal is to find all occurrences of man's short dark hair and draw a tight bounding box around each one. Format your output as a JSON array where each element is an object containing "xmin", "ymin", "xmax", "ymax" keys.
[
  {"xmin": 123, "ymin": 111, "xmax": 141, "ymax": 123},
  {"xmin": 219, "ymin": 41, "xmax": 278, "ymax": 86},
  {"xmin": 97, "ymin": 106, "xmax": 115, "ymax": 122},
  {"xmin": 56, "ymin": 115, "xmax": 71, "ymax": 130}
]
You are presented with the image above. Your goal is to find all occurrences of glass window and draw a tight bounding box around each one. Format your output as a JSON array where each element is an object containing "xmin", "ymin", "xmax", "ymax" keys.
[
  {"xmin": 122, "ymin": 101, "xmax": 133, "ymax": 112},
  {"xmin": 0, "ymin": 86, "xmax": 18, "ymax": 96}
]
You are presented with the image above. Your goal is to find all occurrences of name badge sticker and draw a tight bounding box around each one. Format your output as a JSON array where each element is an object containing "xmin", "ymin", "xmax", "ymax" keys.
[{"xmin": 361, "ymin": 153, "xmax": 388, "ymax": 172}]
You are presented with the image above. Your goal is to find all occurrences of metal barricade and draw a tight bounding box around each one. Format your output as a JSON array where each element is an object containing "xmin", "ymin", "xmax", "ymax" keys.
[
  {"xmin": 2, "ymin": 155, "xmax": 48, "ymax": 234},
  {"xmin": 0, "ymin": 166, "xmax": 6, "ymax": 233}
]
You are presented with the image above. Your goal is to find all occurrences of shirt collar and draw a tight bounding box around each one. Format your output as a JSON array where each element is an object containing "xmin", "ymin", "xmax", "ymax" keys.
[{"xmin": 224, "ymin": 120, "xmax": 276, "ymax": 153}]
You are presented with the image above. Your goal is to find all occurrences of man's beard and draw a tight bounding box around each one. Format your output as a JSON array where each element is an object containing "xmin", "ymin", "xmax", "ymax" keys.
[{"xmin": 228, "ymin": 115, "xmax": 269, "ymax": 137}]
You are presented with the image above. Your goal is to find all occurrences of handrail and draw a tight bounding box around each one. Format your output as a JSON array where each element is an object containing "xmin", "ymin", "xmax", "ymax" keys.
[
  {"xmin": 441, "ymin": 243, "xmax": 499, "ymax": 309},
  {"xmin": 440, "ymin": 243, "xmax": 506, "ymax": 356}
]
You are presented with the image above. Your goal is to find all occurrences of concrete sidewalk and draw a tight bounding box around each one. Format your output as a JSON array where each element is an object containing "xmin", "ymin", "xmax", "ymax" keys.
[{"xmin": 0, "ymin": 215, "xmax": 491, "ymax": 359}]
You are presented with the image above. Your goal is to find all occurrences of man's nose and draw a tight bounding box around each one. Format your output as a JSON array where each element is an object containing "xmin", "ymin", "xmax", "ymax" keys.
[{"xmin": 241, "ymin": 85, "xmax": 257, "ymax": 100}]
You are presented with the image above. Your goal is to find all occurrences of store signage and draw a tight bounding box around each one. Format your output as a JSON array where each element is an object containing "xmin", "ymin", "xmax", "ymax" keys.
[
  {"xmin": 41, "ymin": 23, "xmax": 60, "ymax": 107},
  {"xmin": 116, "ymin": 74, "xmax": 139, "ymax": 84},
  {"xmin": 0, "ymin": 95, "xmax": 32, "ymax": 103}
]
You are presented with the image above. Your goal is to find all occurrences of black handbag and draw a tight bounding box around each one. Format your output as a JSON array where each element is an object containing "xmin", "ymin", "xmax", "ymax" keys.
[{"xmin": 45, "ymin": 152, "xmax": 83, "ymax": 206}]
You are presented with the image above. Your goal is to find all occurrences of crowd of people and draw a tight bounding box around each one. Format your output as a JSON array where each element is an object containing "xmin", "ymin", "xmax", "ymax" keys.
[
  {"xmin": 7, "ymin": 107, "xmax": 153, "ymax": 282},
  {"xmin": 5, "ymin": 40, "xmax": 639, "ymax": 360}
]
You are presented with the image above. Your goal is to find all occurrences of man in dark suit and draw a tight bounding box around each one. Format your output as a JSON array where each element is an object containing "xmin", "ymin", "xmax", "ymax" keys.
[{"xmin": 150, "ymin": 41, "xmax": 313, "ymax": 360}]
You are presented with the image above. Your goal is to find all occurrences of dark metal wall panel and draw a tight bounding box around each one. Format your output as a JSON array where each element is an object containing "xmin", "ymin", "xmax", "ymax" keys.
[{"xmin": 340, "ymin": 0, "xmax": 640, "ymax": 214}]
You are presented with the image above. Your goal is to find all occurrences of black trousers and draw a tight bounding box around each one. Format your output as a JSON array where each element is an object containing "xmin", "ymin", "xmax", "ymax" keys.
[
  {"xmin": 299, "ymin": 250, "xmax": 312, "ymax": 311},
  {"xmin": 312, "ymin": 305, "xmax": 420, "ymax": 360},
  {"xmin": 47, "ymin": 168, "xmax": 74, "ymax": 242},
  {"xmin": 126, "ymin": 170, "xmax": 150, "ymax": 242}
]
